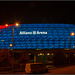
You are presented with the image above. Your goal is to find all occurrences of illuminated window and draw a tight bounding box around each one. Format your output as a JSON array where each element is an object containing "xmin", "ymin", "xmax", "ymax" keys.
[
  {"xmin": 51, "ymin": 53, "xmax": 54, "ymax": 56},
  {"xmin": 38, "ymin": 54, "xmax": 40, "ymax": 56},
  {"xmin": 40, "ymin": 53, "xmax": 43, "ymax": 55},
  {"xmin": 29, "ymin": 53, "xmax": 31, "ymax": 55},
  {"xmin": 47, "ymin": 53, "xmax": 50, "ymax": 55}
]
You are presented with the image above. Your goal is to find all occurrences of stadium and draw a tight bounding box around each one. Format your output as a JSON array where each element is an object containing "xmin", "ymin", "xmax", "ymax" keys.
[{"xmin": 0, "ymin": 23, "xmax": 75, "ymax": 63}]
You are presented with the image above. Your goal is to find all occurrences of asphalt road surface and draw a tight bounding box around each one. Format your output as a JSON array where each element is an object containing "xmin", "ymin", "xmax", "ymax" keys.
[
  {"xmin": 0, "ymin": 65, "xmax": 75, "ymax": 74},
  {"xmin": 46, "ymin": 65, "xmax": 75, "ymax": 74}
]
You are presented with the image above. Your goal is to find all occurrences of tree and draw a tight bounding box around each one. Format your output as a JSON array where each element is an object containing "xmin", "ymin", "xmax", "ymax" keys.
[
  {"xmin": 53, "ymin": 49, "xmax": 66, "ymax": 66},
  {"xmin": 0, "ymin": 49, "xmax": 30, "ymax": 68},
  {"xmin": 0, "ymin": 48, "xmax": 12, "ymax": 67},
  {"xmin": 14, "ymin": 51, "xmax": 30, "ymax": 68}
]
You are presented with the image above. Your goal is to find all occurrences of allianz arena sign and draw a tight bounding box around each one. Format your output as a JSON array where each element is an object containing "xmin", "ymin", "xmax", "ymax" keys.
[{"xmin": 19, "ymin": 31, "xmax": 47, "ymax": 35}]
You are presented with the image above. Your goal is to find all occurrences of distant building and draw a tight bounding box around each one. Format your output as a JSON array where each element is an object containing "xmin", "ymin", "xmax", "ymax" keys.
[{"xmin": 0, "ymin": 23, "xmax": 75, "ymax": 63}]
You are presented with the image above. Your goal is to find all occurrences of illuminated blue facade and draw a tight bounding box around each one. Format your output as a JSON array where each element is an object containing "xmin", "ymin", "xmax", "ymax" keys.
[{"xmin": 0, "ymin": 24, "xmax": 75, "ymax": 49}]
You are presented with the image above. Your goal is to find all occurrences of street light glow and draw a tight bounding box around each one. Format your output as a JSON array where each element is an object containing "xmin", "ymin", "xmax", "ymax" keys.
[
  {"xmin": 15, "ymin": 23, "xmax": 19, "ymax": 26},
  {"xmin": 10, "ymin": 44, "xmax": 12, "ymax": 47},
  {"xmin": 5, "ymin": 24, "xmax": 8, "ymax": 27},
  {"xmin": 71, "ymin": 32, "xmax": 74, "ymax": 36}
]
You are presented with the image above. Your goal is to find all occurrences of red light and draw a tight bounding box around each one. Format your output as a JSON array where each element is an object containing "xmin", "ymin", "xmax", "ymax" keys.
[{"xmin": 0, "ymin": 24, "xmax": 14, "ymax": 30}]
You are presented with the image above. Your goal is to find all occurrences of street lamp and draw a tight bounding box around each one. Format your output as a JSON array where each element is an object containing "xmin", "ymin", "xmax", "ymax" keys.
[
  {"xmin": 8, "ymin": 44, "xmax": 12, "ymax": 60},
  {"xmin": 71, "ymin": 32, "xmax": 74, "ymax": 36},
  {"xmin": 12, "ymin": 23, "xmax": 19, "ymax": 50},
  {"xmin": 12, "ymin": 23, "xmax": 19, "ymax": 72},
  {"xmin": 5, "ymin": 23, "xmax": 19, "ymax": 71},
  {"xmin": 68, "ymin": 32, "xmax": 75, "ymax": 49},
  {"xmin": 15, "ymin": 23, "xmax": 19, "ymax": 26},
  {"xmin": 10, "ymin": 44, "xmax": 12, "ymax": 47},
  {"xmin": 5, "ymin": 24, "xmax": 8, "ymax": 27},
  {"xmin": 8, "ymin": 44, "xmax": 12, "ymax": 51},
  {"xmin": 68, "ymin": 32, "xmax": 75, "ymax": 64}
]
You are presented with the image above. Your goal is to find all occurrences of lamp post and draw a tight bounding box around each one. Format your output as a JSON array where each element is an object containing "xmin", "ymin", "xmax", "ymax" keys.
[
  {"xmin": 68, "ymin": 32, "xmax": 74, "ymax": 64},
  {"xmin": 8, "ymin": 44, "xmax": 12, "ymax": 60},
  {"xmin": 12, "ymin": 23, "xmax": 19, "ymax": 72},
  {"xmin": 11, "ymin": 26, "xmax": 14, "ymax": 72},
  {"xmin": 6, "ymin": 23, "xmax": 19, "ymax": 72}
]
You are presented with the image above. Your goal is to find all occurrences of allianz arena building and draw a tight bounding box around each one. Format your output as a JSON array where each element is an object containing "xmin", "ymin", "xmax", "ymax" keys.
[{"xmin": 0, "ymin": 23, "xmax": 75, "ymax": 62}]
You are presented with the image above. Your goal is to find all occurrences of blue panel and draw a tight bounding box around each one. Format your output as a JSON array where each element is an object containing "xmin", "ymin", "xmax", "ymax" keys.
[{"xmin": 0, "ymin": 23, "xmax": 75, "ymax": 49}]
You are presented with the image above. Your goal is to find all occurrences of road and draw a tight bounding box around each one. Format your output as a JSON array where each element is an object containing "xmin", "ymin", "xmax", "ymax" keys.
[
  {"xmin": 45, "ymin": 65, "xmax": 75, "ymax": 74},
  {"xmin": 0, "ymin": 65, "xmax": 75, "ymax": 74}
]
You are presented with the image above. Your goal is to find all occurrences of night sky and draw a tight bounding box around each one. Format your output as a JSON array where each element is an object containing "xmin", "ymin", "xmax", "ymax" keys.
[{"xmin": 0, "ymin": 1, "xmax": 75, "ymax": 25}]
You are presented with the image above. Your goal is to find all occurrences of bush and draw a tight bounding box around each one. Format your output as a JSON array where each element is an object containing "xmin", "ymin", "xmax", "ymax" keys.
[{"xmin": 0, "ymin": 49, "xmax": 30, "ymax": 68}]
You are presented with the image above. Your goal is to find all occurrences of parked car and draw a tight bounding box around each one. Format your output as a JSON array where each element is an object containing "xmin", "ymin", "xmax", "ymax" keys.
[{"xmin": 25, "ymin": 63, "xmax": 48, "ymax": 74}]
